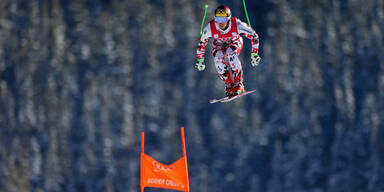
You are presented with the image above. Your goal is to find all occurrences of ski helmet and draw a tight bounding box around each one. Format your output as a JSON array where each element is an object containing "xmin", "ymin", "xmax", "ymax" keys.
[{"xmin": 215, "ymin": 5, "xmax": 231, "ymax": 18}]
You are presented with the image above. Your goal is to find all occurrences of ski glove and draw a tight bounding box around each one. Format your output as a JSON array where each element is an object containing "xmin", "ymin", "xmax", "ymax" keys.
[
  {"xmin": 196, "ymin": 58, "xmax": 205, "ymax": 71},
  {"xmin": 251, "ymin": 53, "xmax": 261, "ymax": 67}
]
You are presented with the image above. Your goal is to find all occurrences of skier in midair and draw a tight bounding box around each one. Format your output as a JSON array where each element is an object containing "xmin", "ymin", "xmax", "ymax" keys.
[{"xmin": 196, "ymin": 5, "xmax": 261, "ymax": 97}]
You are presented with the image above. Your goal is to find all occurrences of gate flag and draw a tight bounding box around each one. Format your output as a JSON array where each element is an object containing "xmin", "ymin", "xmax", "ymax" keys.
[{"xmin": 140, "ymin": 127, "xmax": 190, "ymax": 192}]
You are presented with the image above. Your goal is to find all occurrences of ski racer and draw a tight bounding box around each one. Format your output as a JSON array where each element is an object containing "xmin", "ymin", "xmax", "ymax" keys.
[{"xmin": 196, "ymin": 5, "xmax": 261, "ymax": 97}]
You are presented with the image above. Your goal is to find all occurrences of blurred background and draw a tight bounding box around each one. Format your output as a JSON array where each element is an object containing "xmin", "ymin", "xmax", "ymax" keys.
[{"xmin": 0, "ymin": 0, "xmax": 383, "ymax": 192}]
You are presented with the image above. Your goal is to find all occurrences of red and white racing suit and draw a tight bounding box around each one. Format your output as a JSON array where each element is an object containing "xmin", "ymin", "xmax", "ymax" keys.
[{"xmin": 196, "ymin": 17, "xmax": 260, "ymax": 92}]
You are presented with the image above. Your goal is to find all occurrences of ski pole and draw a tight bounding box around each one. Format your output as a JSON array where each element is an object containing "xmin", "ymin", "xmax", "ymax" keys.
[
  {"xmin": 200, "ymin": 4, "xmax": 208, "ymax": 35},
  {"xmin": 242, "ymin": 0, "xmax": 251, "ymax": 27}
]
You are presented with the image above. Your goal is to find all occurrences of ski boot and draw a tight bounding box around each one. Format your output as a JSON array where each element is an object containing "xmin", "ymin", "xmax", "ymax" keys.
[
  {"xmin": 233, "ymin": 83, "xmax": 245, "ymax": 96},
  {"xmin": 225, "ymin": 83, "xmax": 234, "ymax": 97}
]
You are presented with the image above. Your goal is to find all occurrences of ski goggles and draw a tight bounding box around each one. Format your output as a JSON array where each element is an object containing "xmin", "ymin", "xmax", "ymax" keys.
[{"xmin": 215, "ymin": 16, "xmax": 229, "ymax": 23}]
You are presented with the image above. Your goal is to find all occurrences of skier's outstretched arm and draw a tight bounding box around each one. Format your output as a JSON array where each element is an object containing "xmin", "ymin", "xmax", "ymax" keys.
[
  {"xmin": 237, "ymin": 19, "xmax": 261, "ymax": 66},
  {"xmin": 196, "ymin": 24, "xmax": 211, "ymax": 71}
]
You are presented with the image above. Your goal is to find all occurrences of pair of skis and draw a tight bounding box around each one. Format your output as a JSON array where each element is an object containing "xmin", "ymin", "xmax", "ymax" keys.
[{"xmin": 209, "ymin": 90, "xmax": 256, "ymax": 104}]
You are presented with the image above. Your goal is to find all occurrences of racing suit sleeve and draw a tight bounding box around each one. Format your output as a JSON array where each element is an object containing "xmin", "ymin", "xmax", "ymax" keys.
[
  {"xmin": 237, "ymin": 19, "xmax": 260, "ymax": 54},
  {"xmin": 196, "ymin": 24, "xmax": 212, "ymax": 60}
]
